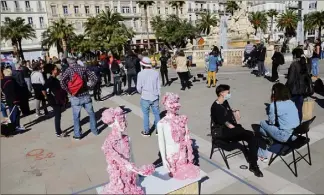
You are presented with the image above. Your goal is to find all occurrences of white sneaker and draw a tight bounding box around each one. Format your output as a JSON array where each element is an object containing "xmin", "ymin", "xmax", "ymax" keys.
[
  {"xmin": 259, "ymin": 157, "xmax": 268, "ymax": 163},
  {"xmin": 16, "ymin": 126, "xmax": 25, "ymax": 131}
]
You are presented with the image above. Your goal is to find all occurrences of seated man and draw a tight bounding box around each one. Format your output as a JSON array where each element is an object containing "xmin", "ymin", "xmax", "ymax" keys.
[{"xmin": 210, "ymin": 84, "xmax": 263, "ymax": 177}]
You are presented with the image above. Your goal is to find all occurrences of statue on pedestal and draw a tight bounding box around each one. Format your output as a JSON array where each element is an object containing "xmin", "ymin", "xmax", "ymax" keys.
[
  {"xmin": 157, "ymin": 93, "xmax": 200, "ymax": 180},
  {"xmin": 101, "ymin": 107, "xmax": 155, "ymax": 194}
]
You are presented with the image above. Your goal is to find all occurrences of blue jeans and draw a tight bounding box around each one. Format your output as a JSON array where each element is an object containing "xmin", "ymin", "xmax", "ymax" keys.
[
  {"xmin": 311, "ymin": 58, "xmax": 319, "ymax": 76},
  {"xmin": 321, "ymin": 51, "xmax": 324, "ymax": 59},
  {"xmin": 70, "ymin": 95, "xmax": 98, "ymax": 138},
  {"xmin": 140, "ymin": 99, "xmax": 160, "ymax": 133},
  {"xmin": 1, "ymin": 103, "xmax": 8, "ymax": 118},
  {"xmin": 257, "ymin": 120, "xmax": 293, "ymax": 158},
  {"xmin": 8, "ymin": 105, "xmax": 20, "ymax": 128}
]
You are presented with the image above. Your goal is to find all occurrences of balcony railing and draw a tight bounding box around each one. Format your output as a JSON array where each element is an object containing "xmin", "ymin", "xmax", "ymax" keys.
[
  {"xmin": 63, "ymin": 13, "xmax": 72, "ymax": 17},
  {"xmin": 1, "ymin": 7, "xmax": 10, "ymax": 12},
  {"xmin": 85, "ymin": 13, "xmax": 92, "ymax": 17},
  {"xmin": 194, "ymin": 8, "xmax": 208, "ymax": 13},
  {"xmin": 26, "ymin": 7, "xmax": 33, "ymax": 12},
  {"xmin": 37, "ymin": 7, "xmax": 45, "ymax": 12},
  {"xmin": 14, "ymin": 8, "xmax": 23, "ymax": 12},
  {"xmin": 51, "ymin": 13, "xmax": 59, "ymax": 17},
  {"xmin": 120, "ymin": 12, "xmax": 141, "ymax": 17},
  {"xmin": 30, "ymin": 24, "xmax": 37, "ymax": 28},
  {"xmin": 40, "ymin": 24, "xmax": 47, "ymax": 29},
  {"xmin": 74, "ymin": 13, "xmax": 83, "ymax": 17}
]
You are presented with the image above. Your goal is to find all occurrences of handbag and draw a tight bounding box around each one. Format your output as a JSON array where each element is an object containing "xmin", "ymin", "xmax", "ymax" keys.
[{"xmin": 302, "ymin": 98, "xmax": 314, "ymax": 121}]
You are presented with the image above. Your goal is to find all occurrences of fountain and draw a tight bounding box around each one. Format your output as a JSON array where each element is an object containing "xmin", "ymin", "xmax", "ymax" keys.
[{"xmin": 207, "ymin": 1, "xmax": 258, "ymax": 48}]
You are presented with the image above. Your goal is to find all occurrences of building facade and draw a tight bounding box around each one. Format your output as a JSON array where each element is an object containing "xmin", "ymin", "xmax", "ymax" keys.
[
  {"xmin": 0, "ymin": 0, "xmax": 48, "ymax": 60},
  {"xmin": 44, "ymin": 0, "xmax": 231, "ymax": 55}
]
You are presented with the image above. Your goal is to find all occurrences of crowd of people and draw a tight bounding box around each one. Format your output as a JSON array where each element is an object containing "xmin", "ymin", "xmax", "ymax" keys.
[{"xmin": 0, "ymin": 47, "xmax": 200, "ymax": 138}]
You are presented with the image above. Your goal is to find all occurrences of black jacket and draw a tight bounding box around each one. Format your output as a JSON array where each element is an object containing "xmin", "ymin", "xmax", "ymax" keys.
[
  {"xmin": 125, "ymin": 55, "xmax": 140, "ymax": 75},
  {"xmin": 258, "ymin": 45, "xmax": 267, "ymax": 61},
  {"xmin": 286, "ymin": 61, "xmax": 311, "ymax": 96},
  {"xmin": 1, "ymin": 77, "xmax": 21, "ymax": 107},
  {"xmin": 272, "ymin": 51, "xmax": 285, "ymax": 65},
  {"xmin": 12, "ymin": 70, "xmax": 26, "ymax": 87}
]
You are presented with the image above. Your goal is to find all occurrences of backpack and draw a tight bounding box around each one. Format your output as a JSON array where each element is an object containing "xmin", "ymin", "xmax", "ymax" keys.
[
  {"xmin": 68, "ymin": 73, "xmax": 84, "ymax": 96},
  {"xmin": 110, "ymin": 60, "xmax": 120, "ymax": 75},
  {"xmin": 314, "ymin": 78, "xmax": 324, "ymax": 95}
]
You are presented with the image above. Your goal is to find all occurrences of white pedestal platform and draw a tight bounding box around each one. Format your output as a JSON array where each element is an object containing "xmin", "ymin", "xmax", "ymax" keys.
[{"xmin": 96, "ymin": 166, "xmax": 207, "ymax": 194}]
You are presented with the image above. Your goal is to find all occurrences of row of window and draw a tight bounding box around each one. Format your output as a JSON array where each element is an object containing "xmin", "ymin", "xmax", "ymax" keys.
[
  {"xmin": 51, "ymin": 5, "xmax": 138, "ymax": 15},
  {"xmin": 1, "ymin": 0, "xmax": 42, "ymax": 9},
  {"xmin": 4, "ymin": 16, "xmax": 45, "ymax": 28}
]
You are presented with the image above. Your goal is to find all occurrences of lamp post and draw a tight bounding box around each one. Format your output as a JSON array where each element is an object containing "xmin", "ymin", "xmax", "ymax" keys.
[{"xmin": 219, "ymin": 2, "xmax": 228, "ymax": 49}]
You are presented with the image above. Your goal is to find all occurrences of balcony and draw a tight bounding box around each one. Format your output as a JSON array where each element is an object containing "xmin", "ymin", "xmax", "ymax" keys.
[
  {"xmin": 40, "ymin": 24, "xmax": 47, "ymax": 29},
  {"xmin": 194, "ymin": 8, "xmax": 208, "ymax": 13},
  {"xmin": 26, "ymin": 7, "xmax": 33, "ymax": 12},
  {"xmin": 188, "ymin": 8, "xmax": 194, "ymax": 13},
  {"xmin": 37, "ymin": 7, "xmax": 45, "ymax": 12},
  {"xmin": 74, "ymin": 13, "xmax": 83, "ymax": 17},
  {"xmin": 85, "ymin": 13, "xmax": 93, "ymax": 17},
  {"xmin": 14, "ymin": 8, "xmax": 23, "ymax": 12},
  {"xmin": 120, "ymin": 12, "xmax": 141, "ymax": 18},
  {"xmin": 63, "ymin": 13, "xmax": 72, "ymax": 17},
  {"xmin": 1, "ymin": 7, "xmax": 10, "ymax": 12},
  {"xmin": 51, "ymin": 13, "xmax": 59, "ymax": 17}
]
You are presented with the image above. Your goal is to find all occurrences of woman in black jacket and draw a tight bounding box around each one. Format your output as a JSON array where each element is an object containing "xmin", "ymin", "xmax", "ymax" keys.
[
  {"xmin": 270, "ymin": 46, "xmax": 285, "ymax": 82},
  {"xmin": 286, "ymin": 55, "xmax": 311, "ymax": 122},
  {"xmin": 87, "ymin": 60, "xmax": 102, "ymax": 101},
  {"xmin": 46, "ymin": 65, "xmax": 67, "ymax": 137}
]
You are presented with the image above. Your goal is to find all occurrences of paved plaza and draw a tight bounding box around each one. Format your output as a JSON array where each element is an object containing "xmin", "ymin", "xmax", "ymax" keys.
[{"xmin": 1, "ymin": 61, "xmax": 324, "ymax": 194}]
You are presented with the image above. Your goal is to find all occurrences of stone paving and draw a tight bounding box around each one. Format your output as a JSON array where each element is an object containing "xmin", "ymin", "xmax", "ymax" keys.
[{"xmin": 1, "ymin": 60, "xmax": 324, "ymax": 194}]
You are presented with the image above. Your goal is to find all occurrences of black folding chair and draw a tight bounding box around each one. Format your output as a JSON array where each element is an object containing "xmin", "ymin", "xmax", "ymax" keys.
[
  {"xmin": 209, "ymin": 118, "xmax": 247, "ymax": 169},
  {"xmin": 268, "ymin": 116, "xmax": 316, "ymax": 177}
]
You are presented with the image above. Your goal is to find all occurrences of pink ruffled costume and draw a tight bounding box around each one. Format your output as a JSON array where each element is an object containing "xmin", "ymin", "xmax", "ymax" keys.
[
  {"xmin": 157, "ymin": 93, "xmax": 200, "ymax": 180},
  {"xmin": 101, "ymin": 107, "xmax": 155, "ymax": 194}
]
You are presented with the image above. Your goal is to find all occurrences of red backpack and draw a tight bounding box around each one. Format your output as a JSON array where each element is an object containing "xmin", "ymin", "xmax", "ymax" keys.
[{"xmin": 68, "ymin": 73, "xmax": 83, "ymax": 96}]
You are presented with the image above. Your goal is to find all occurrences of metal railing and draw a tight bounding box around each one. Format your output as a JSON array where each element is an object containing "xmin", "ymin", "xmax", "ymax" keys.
[
  {"xmin": 14, "ymin": 8, "xmax": 23, "ymax": 12},
  {"xmin": 1, "ymin": 7, "xmax": 10, "ymax": 12},
  {"xmin": 74, "ymin": 13, "xmax": 83, "ymax": 17},
  {"xmin": 37, "ymin": 7, "xmax": 45, "ymax": 12},
  {"xmin": 26, "ymin": 7, "xmax": 33, "ymax": 12}
]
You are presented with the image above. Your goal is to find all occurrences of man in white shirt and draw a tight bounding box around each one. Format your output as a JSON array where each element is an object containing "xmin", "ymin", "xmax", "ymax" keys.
[{"xmin": 136, "ymin": 57, "xmax": 161, "ymax": 137}]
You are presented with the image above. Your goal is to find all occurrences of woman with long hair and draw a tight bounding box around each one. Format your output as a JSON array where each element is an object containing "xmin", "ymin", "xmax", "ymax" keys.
[
  {"xmin": 257, "ymin": 83, "xmax": 300, "ymax": 162},
  {"xmin": 286, "ymin": 55, "xmax": 311, "ymax": 122}
]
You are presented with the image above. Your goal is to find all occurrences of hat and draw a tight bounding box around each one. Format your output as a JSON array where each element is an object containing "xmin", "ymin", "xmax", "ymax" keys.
[
  {"xmin": 140, "ymin": 57, "xmax": 152, "ymax": 67},
  {"xmin": 67, "ymin": 57, "xmax": 77, "ymax": 66},
  {"xmin": 107, "ymin": 51, "xmax": 112, "ymax": 56}
]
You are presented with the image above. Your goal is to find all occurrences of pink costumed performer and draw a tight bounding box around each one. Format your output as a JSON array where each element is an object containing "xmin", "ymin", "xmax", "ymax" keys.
[
  {"xmin": 100, "ymin": 107, "xmax": 155, "ymax": 194},
  {"xmin": 157, "ymin": 92, "xmax": 200, "ymax": 180}
]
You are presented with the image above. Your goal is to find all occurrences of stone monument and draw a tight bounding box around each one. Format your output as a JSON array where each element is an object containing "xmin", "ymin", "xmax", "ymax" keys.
[{"xmin": 207, "ymin": 1, "xmax": 257, "ymax": 48}]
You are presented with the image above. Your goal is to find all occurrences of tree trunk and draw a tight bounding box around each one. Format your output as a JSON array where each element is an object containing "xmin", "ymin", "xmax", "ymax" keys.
[
  {"xmin": 62, "ymin": 38, "xmax": 68, "ymax": 58},
  {"xmin": 318, "ymin": 26, "xmax": 322, "ymax": 39},
  {"xmin": 271, "ymin": 17, "xmax": 274, "ymax": 40},
  {"xmin": 144, "ymin": 5, "xmax": 151, "ymax": 51},
  {"xmin": 176, "ymin": 5, "xmax": 179, "ymax": 16},
  {"xmin": 254, "ymin": 27, "xmax": 257, "ymax": 36},
  {"xmin": 11, "ymin": 39, "xmax": 20, "ymax": 60},
  {"xmin": 18, "ymin": 39, "xmax": 25, "ymax": 60}
]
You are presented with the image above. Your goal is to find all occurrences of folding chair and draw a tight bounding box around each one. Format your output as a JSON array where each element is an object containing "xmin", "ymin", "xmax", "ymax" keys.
[
  {"xmin": 209, "ymin": 118, "xmax": 247, "ymax": 169},
  {"xmin": 268, "ymin": 116, "xmax": 316, "ymax": 177}
]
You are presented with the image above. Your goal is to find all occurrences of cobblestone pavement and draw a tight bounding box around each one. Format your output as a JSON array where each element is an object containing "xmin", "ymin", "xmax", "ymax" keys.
[{"xmin": 1, "ymin": 60, "xmax": 324, "ymax": 194}]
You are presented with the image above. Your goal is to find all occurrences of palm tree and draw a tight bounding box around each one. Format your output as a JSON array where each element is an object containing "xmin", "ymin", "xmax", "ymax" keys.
[
  {"xmin": 197, "ymin": 12, "xmax": 219, "ymax": 35},
  {"xmin": 136, "ymin": 1, "xmax": 155, "ymax": 50},
  {"xmin": 303, "ymin": 14, "xmax": 314, "ymax": 38},
  {"xmin": 248, "ymin": 12, "xmax": 268, "ymax": 35},
  {"xmin": 267, "ymin": 9, "xmax": 279, "ymax": 39},
  {"xmin": 226, "ymin": 1, "xmax": 240, "ymax": 16},
  {"xmin": 42, "ymin": 18, "xmax": 75, "ymax": 57},
  {"xmin": 276, "ymin": 10, "xmax": 299, "ymax": 38},
  {"xmin": 0, "ymin": 17, "xmax": 36, "ymax": 60},
  {"xmin": 307, "ymin": 11, "xmax": 324, "ymax": 39},
  {"xmin": 168, "ymin": 1, "xmax": 185, "ymax": 16}
]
